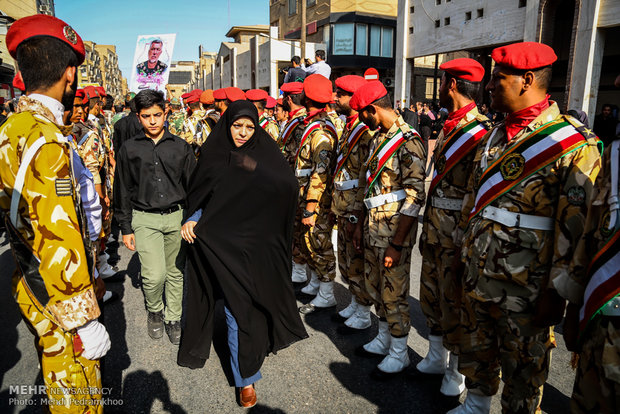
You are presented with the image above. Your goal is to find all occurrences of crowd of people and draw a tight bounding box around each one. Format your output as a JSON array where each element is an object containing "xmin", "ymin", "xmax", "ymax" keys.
[{"xmin": 0, "ymin": 13, "xmax": 619, "ymax": 414}]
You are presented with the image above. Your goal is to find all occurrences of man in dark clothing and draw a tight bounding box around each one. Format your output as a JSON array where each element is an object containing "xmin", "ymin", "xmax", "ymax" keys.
[
  {"xmin": 283, "ymin": 56, "xmax": 307, "ymax": 84},
  {"xmin": 115, "ymin": 89, "xmax": 195, "ymax": 345},
  {"xmin": 593, "ymin": 103, "xmax": 618, "ymax": 147},
  {"xmin": 402, "ymin": 103, "xmax": 419, "ymax": 131},
  {"xmin": 113, "ymin": 97, "xmax": 143, "ymax": 152}
]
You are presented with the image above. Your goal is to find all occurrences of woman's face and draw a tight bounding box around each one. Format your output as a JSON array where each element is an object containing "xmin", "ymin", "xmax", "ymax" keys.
[{"xmin": 230, "ymin": 116, "xmax": 255, "ymax": 147}]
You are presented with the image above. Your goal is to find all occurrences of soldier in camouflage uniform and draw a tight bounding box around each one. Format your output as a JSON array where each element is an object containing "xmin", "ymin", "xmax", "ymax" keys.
[
  {"xmin": 350, "ymin": 81, "xmax": 427, "ymax": 378},
  {"xmin": 279, "ymin": 82, "xmax": 310, "ymax": 283},
  {"xmin": 415, "ymin": 59, "xmax": 490, "ymax": 397},
  {"xmin": 179, "ymin": 90, "xmax": 206, "ymax": 153},
  {"xmin": 167, "ymin": 97, "xmax": 186, "ymax": 136},
  {"xmin": 557, "ymin": 138, "xmax": 619, "ymax": 414},
  {"xmin": 326, "ymin": 102, "xmax": 344, "ymax": 142},
  {"xmin": 246, "ymin": 89, "xmax": 280, "ymax": 141},
  {"xmin": 294, "ymin": 75, "xmax": 339, "ymax": 314},
  {"xmin": 449, "ymin": 43, "xmax": 602, "ymax": 414},
  {"xmin": 0, "ymin": 15, "xmax": 110, "ymax": 412},
  {"xmin": 330, "ymin": 75, "xmax": 375, "ymax": 331},
  {"xmin": 198, "ymin": 89, "xmax": 220, "ymax": 148}
]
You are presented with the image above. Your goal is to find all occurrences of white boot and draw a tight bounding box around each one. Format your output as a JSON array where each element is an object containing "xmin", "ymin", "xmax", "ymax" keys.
[
  {"xmin": 344, "ymin": 304, "xmax": 372, "ymax": 329},
  {"xmin": 446, "ymin": 390, "xmax": 492, "ymax": 414},
  {"xmin": 377, "ymin": 335, "xmax": 410, "ymax": 374},
  {"xmin": 99, "ymin": 252, "xmax": 110, "ymax": 263},
  {"xmin": 440, "ymin": 353, "xmax": 466, "ymax": 396},
  {"xmin": 338, "ymin": 296, "xmax": 358, "ymax": 319},
  {"xmin": 309, "ymin": 281, "xmax": 337, "ymax": 308},
  {"xmin": 291, "ymin": 261, "xmax": 308, "ymax": 283},
  {"xmin": 362, "ymin": 321, "xmax": 391, "ymax": 355},
  {"xmin": 98, "ymin": 261, "xmax": 118, "ymax": 279},
  {"xmin": 300, "ymin": 270, "xmax": 320, "ymax": 295},
  {"xmin": 416, "ymin": 334, "xmax": 448, "ymax": 374}
]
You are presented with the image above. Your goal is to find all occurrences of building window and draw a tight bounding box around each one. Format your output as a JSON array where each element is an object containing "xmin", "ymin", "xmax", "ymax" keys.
[
  {"xmin": 409, "ymin": 26, "xmax": 414, "ymax": 34},
  {"xmin": 466, "ymin": 11, "xmax": 472, "ymax": 20},
  {"xmin": 288, "ymin": 0, "xmax": 296, "ymax": 15},
  {"xmin": 333, "ymin": 23, "xmax": 355, "ymax": 55},
  {"xmin": 410, "ymin": 6, "xmax": 415, "ymax": 13},
  {"xmin": 519, "ymin": 0, "xmax": 527, "ymax": 7},
  {"xmin": 370, "ymin": 25, "xmax": 381, "ymax": 57},
  {"xmin": 436, "ymin": 0, "xmax": 441, "ymax": 4},
  {"xmin": 381, "ymin": 27, "xmax": 393, "ymax": 58},
  {"xmin": 307, "ymin": 0, "xmax": 316, "ymax": 6},
  {"xmin": 477, "ymin": 8, "xmax": 484, "ymax": 18},
  {"xmin": 435, "ymin": 20, "xmax": 440, "ymax": 28},
  {"xmin": 356, "ymin": 23, "xmax": 368, "ymax": 55},
  {"xmin": 444, "ymin": 17, "xmax": 450, "ymax": 26},
  {"xmin": 425, "ymin": 78, "xmax": 439, "ymax": 100}
]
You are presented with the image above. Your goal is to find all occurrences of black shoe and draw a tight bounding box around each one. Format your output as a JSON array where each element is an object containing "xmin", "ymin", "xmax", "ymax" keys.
[
  {"xmin": 165, "ymin": 321, "xmax": 181, "ymax": 345},
  {"xmin": 147, "ymin": 311, "xmax": 164, "ymax": 339}
]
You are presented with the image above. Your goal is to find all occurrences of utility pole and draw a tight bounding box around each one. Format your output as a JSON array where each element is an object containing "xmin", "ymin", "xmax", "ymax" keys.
[{"xmin": 300, "ymin": 0, "xmax": 306, "ymax": 60}]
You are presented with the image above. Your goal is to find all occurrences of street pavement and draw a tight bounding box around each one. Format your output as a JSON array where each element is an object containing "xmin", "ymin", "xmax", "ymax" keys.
[{"xmin": 0, "ymin": 224, "xmax": 576, "ymax": 414}]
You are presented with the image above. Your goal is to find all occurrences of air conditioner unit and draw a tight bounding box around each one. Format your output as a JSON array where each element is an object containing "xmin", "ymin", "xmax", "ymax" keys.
[{"xmin": 383, "ymin": 77, "xmax": 395, "ymax": 87}]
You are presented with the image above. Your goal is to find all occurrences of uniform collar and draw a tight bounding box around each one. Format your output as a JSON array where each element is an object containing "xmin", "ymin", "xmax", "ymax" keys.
[
  {"xmin": 27, "ymin": 93, "xmax": 65, "ymax": 125},
  {"xmin": 504, "ymin": 96, "xmax": 550, "ymax": 141},
  {"xmin": 87, "ymin": 113, "xmax": 98, "ymax": 124},
  {"xmin": 443, "ymin": 102, "xmax": 476, "ymax": 135}
]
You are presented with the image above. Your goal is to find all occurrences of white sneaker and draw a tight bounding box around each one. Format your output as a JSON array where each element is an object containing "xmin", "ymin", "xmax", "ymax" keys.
[
  {"xmin": 446, "ymin": 390, "xmax": 492, "ymax": 414},
  {"xmin": 440, "ymin": 353, "xmax": 466, "ymax": 396},
  {"xmin": 344, "ymin": 304, "xmax": 372, "ymax": 330},
  {"xmin": 416, "ymin": 334, "xmax": 448, "ymax": 374},
  {"xmin": 300, "ymin": 270, "xmax": 320, "ymax": 296},
  {"xmin": 338, "ymin": 297, "xmax": 358, "ymax": 319},
  {"xmin": 362, "ymin": 321, "xmax": 391, "ymax": 356},
  {"xmin": 376, "ymin": 335, "xmax": 410, "ymax": 374},
  {"xmin": 99, "ymin": 262, "xmax": 118, "ymax": 279},
  {"xmin": 309, "ymin": 281, "xmax": 336, "ymax": 308}
]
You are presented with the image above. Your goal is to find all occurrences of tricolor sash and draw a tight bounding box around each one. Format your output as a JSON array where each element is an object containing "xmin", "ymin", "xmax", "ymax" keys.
[
  {"xmin": 279, "ymin": 117, "xmax": 302, "ymax": 150},
  {"xmin": 468, "ymin": 119, "xmax": 587, "ymax": 223},
  {"xmin": 333, "ymin": 119, "xmax": 369, "ymax": 178},
  {"xmin": 580, "ymin": 228, "xmax": 620, "ymax": 336},
  {"xmin": 429, "ymin": 119, "xmax": 487, "ymax": 195},
  {"xmin": 365, "ymin": 128, "xmax": 418, "ymax": 197},
  {"xmin": 259, "ymin": 115, "xmax": 269, "ymax": 129},
  {"xmin": 323, "ymin": 118, "xmax": 337, "ymax": 139},
  {"xmin": 294, "ymin": 120, "xmax": 323, "ymax": 163}
]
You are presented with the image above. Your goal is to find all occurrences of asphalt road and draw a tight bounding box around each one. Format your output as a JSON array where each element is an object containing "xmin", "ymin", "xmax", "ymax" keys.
[{"xmin": 0, "ymin": 224, "xmax": 576, "ymax": 414}]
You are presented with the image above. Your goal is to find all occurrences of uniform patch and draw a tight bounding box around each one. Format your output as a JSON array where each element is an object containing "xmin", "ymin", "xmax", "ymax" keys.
[
  {"xmin": 567, "ymin": 185, "xmax": 586, "ymax": 206},
  {"xmin": 500, "ymin": 153, "xmax": 525, "ymax": 180},
  {"xmin": 368, "ymin": 158, "xmax": 378, "ymax": 175},
  {"xmin": 435, "ymin": 155, "xmax": 446, "ymax": 174},
  {"xmin": 401, "ymin": 152, "xmax": 413, "ymax": 168},
  {"xmin": 55, "ymin": 179, "xmax": 72, "ymax": 197},
  {"xmin": 600, "ymin": 211, "xmax": 612, "ymax": 238},
  {"xmin": 63, "ymin": 25, "xmax": 78, "ymax": 45}
]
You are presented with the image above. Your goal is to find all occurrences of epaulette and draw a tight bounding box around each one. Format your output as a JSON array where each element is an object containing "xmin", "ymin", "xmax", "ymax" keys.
[{"xmin": 563, "ymin": 114, "xmax": 601, "ymax": 152}]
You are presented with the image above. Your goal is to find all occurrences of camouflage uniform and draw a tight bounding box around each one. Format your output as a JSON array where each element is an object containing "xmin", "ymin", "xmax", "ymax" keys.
[
  {"xmin": 457, "ymin": 103, "xmax": 602, "ymax": 413},
  {"xmin": 179, "ymin": 109, "xmax": 206, "ymax": 147},
  {"xmin": 361, "ymin": 115, "xmax": 427, "ymax": 336},
  {"xmin": 556, "ymin": 142, "xmax": 620, "ymax": 414},
  {"xmin": 327, "ymin": 111, "xmax": 344, "ymax": 142},
  {"xmin": 419, "ymin": 107, "xmax": 489, "ymax": 351},
  {"xmin": 0, "ymin": 96, "xmax": 103, "ymax": 412},
  {"xmin": 296, "ymin": 111, "xmax": 338, "ymax": 282},
  {"xmin": 167, "ymin": 110, "xmax": 186, "ymax": 137},
  {"xmin": 331, "ymin": 114, "xmax": 373, "ymax": 305},
  {"xmin": 259, "ymin": 113, "xmax": 280, "ymax": 141}
]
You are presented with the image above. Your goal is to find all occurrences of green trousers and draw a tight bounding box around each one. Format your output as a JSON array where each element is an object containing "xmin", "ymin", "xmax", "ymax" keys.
[{"xmin": 132, "ymin": 209, "xmax": 185, "ymax": 322}]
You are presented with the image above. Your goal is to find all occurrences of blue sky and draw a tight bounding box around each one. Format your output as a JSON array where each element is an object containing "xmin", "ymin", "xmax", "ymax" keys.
[{"xmin": 55, "ymin": 0, "xmax": 269, "ymax": 80}]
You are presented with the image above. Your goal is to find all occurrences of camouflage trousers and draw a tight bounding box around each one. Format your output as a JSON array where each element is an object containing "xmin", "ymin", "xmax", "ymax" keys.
[
  {"xmin": 364, "ymin": 237, "xmax": 412, "ymax": 337},
  {"xmin": 419, "ymin": 242, "xmax": 464, "ymax": 353},
  {"xmin": 458, "ymin": 293, "xmax": 555, "ymax": 413},
  {"xmin": 14, "ymin": 279, "xmax": 103, "ymax": 413},
  {"xmin": 337, "ymin": 216, "xmax": 371, "ymax": 306},
  {"xmin": 571, "ymin": 316, "xmax": 620, "ymax": 414},
  {"xmin": 292, "ymin": 206, "xmax": 307, "ymax": 265},
  {"xmin": 300, "ymin": 211, "xmax": 336, "ymax": 282}
]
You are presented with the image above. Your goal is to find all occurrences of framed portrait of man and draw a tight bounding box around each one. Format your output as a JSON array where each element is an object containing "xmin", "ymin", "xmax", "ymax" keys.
[{"xmin": 130, "ymin": 34, "xmax": 176, "ymax": 95}]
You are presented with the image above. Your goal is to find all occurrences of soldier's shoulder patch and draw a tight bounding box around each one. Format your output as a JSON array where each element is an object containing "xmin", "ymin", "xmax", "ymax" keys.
[
  {"xmin": 600, "ymin": 211, "xmax": 612, "ymax": 238},
  {"xmin": 567, "ymin": 185, "xmax": 586, "ymax": 206},
  {"xmin": 55, "ymin": 178, "xmax": 73, "ymax": 197},
  {"xmin": 402, "ymin": 130, "xmax": 418, "ymax": 141}
]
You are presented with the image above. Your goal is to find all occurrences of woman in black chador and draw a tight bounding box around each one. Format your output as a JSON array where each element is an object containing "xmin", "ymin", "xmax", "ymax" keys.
[{"xmin": 177, "ymin": 100, "xmax": 308, "ymax": 408}]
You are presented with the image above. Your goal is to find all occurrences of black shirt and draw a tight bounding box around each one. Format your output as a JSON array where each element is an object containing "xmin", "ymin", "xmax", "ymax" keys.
[
  {"xmin": 113, "ymin": 112, "xmax": 143, "ymax": 153},
  {"xmin": 114, "ymin": 129, "xmax": 196, "ymax": 235}
]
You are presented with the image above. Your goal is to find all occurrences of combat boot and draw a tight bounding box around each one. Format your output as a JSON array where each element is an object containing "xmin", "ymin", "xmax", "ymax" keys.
[
  {"xmin": 356, "ymin": 320, "xmax": 390, "ymax": 357},
  {"xmin": 338, "ymin": 296, "xmax": 358, "ymax": 319},
  {"xmin": 374, "ymin": 335, "xmax": 410, "ymax": 377},
  {"xmin": 344, "ymin": 304, "xmax": 372, "ymax": 330},
  {"xmin": 310, "ymin": 281, "xmax": 337, "ymax": 308},
  {"xmin": 291, "ymin": 261, "xmax": 307, "ymax": 283},
  {"xmin": 446, "ymin": 389, "xmax": 492, "ymax": 414},
  {"xmin": 300, "ymin": 269, "xmax": 320, "ymax": 296},
  {"xmin": 416, "ymin": 334, "xmax": 448, "ymax": 374},
  {"xmin": 440, "ymin": 353, "xmax": 466, "ymax": 396}
]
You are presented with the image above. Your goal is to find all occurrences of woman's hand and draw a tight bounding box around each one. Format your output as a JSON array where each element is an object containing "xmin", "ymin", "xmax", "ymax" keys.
[{"xmin": 181, "ymin": 221, "xmax": 198, "ymax": 243}]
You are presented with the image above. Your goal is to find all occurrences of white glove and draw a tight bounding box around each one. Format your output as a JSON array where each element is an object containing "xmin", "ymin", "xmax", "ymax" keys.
[{"xmin": 76, "ymin": 320, "xmax": 111, "ymax": 360}]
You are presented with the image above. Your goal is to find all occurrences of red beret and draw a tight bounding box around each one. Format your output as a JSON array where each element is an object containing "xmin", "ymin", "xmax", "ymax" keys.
[
  {"xmin": 213, "ymin": 88, "xmax": 226, "ymax": 100},
  {"xmin": 280, "ymin": 82, "xmax": 303, "ymax": 95},
  {"xmin": 194, "ymin": 89, "xmax": 203, "ymax": 95},
  {"xmin": 303, "ymin": 74, "xmax": 333, "ymax": 104},
  {"xmin": 245, "ymin": 89, "xmax": 269, "ymax": 102},
  {"xmin": 440, "ymin": 58, "xmax": 485, "ymax": 82},
  {"xmin": 276, "ymin": 98, "xmax": 283, "ymax": 106},
  {"xmin": 350, "ymin": 81, "xmax": 388, "ymax": 111},
  {"xmin": 12, "ymin": 73, "xmax": 25, "ymax": 92},
  {"xmin": 335, "ymin": 75, "xmax": 367, "ymax": 94},
  {"xmin": 491, "ymin": 42, "xmax": 557, "ymax": 70},
  {"xmin": 200, "ymin": 89, "xmax": 214, "ymax": 105},
  {"xmin": 181, "ymin": 91, "xmax": 193, "ymax": 100},
  {"xmin": 266, "ymin": 96, "xmax": 277, "ymax": 109},
  {"xmin": 83, "ymin": 86, "xmax": 100, "ymax": 100},
  {"xmin": 185, "ymin": 90, "xmax": 200, "ymax": 104},
  {"xmin": 75, "ymin": 89, "xmax": 85, "ymax": 99},
  {"xmin": 6, "ymin": 14, "xmax": 85, "ymax": 65},
  {"xmin": 95, "ymin": 86, "xmax": 106, "ymax": 97},
  {"xmin": 224, "ymin": 87, "xmax": 246, "ymax": 102},
  {"xmin": 364, "ymin": 68, "xmax": 379, "ymax": 81}
]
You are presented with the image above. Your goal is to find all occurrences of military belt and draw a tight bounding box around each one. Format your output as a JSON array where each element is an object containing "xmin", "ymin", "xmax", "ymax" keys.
[
  {"xmin": 334, "ymin": 180, "xmax": 359, "ymax": 191},
  {"xmin": 481, "ymin": 206, "xmax": 554, "ymax": 231},
  {"xmin": 431, "ymin": 196, "xmax": 463, "ymax": 211},
  {"xmin": 295, "ymin": 168, "xmax": 312, "ymax": 178},
  {"xmin": 364, "ymin": 189, "xmax": 406, "ymax": 210}
]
